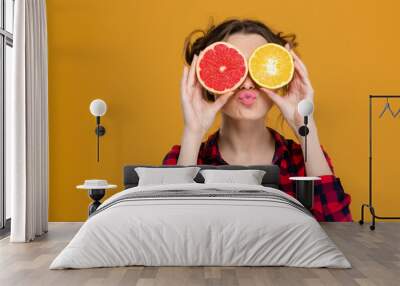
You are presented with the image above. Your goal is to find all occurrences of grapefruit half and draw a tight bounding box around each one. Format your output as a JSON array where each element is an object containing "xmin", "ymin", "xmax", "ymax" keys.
[
  {"xmin": 249, "ymin": 43, "xmax": 294, "ymax": 89},
  {"xmin": 196, "ymin": 41, "xmax": 248, "ymax": 94}
]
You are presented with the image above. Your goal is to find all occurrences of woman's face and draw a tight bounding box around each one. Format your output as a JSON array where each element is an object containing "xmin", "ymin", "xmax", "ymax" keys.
[{"xmin": 218, "ymin": 33, "xmax": 274, "ymax": 120}]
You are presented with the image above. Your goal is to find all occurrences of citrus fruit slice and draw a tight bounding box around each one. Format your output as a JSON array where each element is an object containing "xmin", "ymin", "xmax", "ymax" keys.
[
  {"xmin": 196, "ymin": 41, "xmax": 248, "ymax": 94},
  {"xmin": 249, "ymin": 43, "xmax": 294, "ymax": 89}
]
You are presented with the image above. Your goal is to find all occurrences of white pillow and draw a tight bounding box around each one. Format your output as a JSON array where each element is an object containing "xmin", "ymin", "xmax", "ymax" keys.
[
  {"xmin": 200, "ymin": 169, "xmax": 266, "ymax": 185},
  {"xmin": 135, "ymin": 167, "xmax": 201, "ymax": 186}
]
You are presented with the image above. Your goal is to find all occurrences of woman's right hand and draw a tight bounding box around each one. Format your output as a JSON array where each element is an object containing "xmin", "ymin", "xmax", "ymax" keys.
[{"xmin": 180, "ymin": 54, "xmax": 233, "ymax": 137}]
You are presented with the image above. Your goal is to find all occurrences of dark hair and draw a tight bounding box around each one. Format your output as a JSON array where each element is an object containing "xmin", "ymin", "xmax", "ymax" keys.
[
  {"xmin": 183, "ymin": 18, "xmax": 298, "ymax": 128},
  {"xmin": 184, "ymin": 18, "xmax": 297, "ymax": 66}
]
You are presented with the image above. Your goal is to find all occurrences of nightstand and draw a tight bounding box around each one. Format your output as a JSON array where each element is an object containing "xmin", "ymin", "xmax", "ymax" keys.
[
  {"xmin": 77, "ymin": 179, "xmax": 117, "ymax": 216},
  {"xmin": 289, "ymin": 176, "xmax": 321, "ymax": 210}
]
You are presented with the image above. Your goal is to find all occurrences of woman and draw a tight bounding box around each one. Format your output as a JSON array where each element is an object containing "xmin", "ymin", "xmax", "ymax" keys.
[{"xmin": 162, "ymin": 19, "xmax": 352, "ymax": 222}]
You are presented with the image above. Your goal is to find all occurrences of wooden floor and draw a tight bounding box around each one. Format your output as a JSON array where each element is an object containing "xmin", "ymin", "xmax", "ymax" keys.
[{"xmin": 0, "ymin": 222, "xmax": 399, "ymax": 286}]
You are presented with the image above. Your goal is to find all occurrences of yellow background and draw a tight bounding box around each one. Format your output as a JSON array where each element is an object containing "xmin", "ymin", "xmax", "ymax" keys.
[{"xmin": 46, "ymin": 0, "xmax": 400, "ymax": 221}]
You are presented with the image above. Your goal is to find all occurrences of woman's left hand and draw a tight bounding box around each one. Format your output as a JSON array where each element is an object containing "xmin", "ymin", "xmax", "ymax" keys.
[{"xmin": 261, "ymin": 43, "xmax": 315, "ymax": 137}]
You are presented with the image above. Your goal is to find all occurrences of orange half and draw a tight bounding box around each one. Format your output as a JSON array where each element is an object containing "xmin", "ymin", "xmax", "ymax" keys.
[{"xmin": 249, "ymin": 43, "xmax": 294, "ymax": 89}]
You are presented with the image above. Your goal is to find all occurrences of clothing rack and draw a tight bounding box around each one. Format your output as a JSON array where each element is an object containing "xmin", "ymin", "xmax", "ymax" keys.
[{"xmin": 359, "ymin": 95, "xmax": 400, "ymax": 230}]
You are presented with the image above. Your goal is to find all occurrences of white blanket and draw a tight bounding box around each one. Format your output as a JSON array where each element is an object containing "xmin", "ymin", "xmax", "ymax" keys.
[{"xmin": 49, "ymin": 183, "xmax": 351, "ymax": 269}]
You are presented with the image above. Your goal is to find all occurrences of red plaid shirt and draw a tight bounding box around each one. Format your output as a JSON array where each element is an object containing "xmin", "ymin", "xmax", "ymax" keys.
[{"xmin": 162, "ymin": 126, "xmax": 352, "ymax": 222}]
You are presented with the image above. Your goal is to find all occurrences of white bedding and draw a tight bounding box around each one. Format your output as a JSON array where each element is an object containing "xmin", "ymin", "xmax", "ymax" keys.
[{"xmin": 49, "ymin": 183, "xmax": 351, "ymax": 269}]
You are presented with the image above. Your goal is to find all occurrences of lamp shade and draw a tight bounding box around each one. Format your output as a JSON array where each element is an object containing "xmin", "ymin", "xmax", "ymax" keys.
[
  {"xmin": 298, "ymin": 99, "xmax": 314, "ymax": 117},
  {"xmin": 89, "ymin": 99, "xmax": 107, "ymax": 117}
]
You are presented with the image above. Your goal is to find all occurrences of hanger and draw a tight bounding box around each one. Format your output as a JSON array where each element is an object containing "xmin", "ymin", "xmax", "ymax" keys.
[{"xmin": 379, "ymin": 97, "xmax": 400, "ymax": 118}]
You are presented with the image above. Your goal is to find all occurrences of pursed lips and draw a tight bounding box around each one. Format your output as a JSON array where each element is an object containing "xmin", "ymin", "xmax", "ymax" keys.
[{"xmin": 237, "ymin": 91, "xmax": 257, "ymax": 106}]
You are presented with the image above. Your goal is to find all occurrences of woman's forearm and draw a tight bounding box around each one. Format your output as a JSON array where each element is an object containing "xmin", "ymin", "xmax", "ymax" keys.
[
  {"xmin": 296, "ymin": 118, "xmax": 333, "ymax": 176},
  {"xmin": 177, "ymin": 128, "xmax": 204, "ymax": 165}
]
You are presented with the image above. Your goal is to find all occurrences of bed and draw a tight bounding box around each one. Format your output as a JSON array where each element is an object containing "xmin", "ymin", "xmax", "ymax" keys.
[{"xmin": 49, "ymin": 164, "xmax": 351, "ymax": 269}]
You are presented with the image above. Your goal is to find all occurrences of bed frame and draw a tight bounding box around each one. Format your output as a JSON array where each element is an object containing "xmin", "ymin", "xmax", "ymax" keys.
[{"xmin": 123, "ymin": 165, "xmax": 280, "ymax": 189}]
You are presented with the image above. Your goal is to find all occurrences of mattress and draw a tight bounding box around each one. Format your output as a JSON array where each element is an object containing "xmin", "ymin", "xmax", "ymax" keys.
[{"xmin": 49, "ymin": 183, "xmax": 351, "ymax": 269}]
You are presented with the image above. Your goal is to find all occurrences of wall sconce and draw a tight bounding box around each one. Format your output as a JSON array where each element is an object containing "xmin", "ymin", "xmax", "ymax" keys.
[
  {"xmin": 89, "ymin": 99, "xmax": 107, "ymax": 162},
  {"xmin": 297, "ymin": 99, "xmax": 314, "ymax": 163}
]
